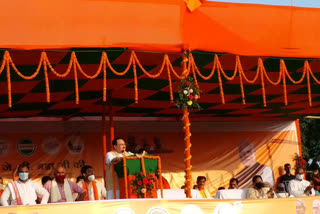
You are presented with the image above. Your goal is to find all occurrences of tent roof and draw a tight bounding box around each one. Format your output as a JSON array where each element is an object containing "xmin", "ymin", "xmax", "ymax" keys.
[
  {"xmin": 1, "ymin": 1, "xmax": 320, "ymax": 58},
  {"xmin": 0, "ymin": 49, "xmax": 319, "ymax": 120}
]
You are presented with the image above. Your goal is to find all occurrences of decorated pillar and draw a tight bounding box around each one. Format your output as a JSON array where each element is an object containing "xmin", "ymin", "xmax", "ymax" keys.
[{"xmin": 176, "ymin": 53, "xmax": 201, "ymax": 198}]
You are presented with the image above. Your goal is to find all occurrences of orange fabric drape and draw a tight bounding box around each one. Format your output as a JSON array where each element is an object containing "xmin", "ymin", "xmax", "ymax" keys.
[
  {"xmin": 161, "ymin": 177, "xmax": 170, "ymax": 189},
  {"xmin": 82, "ymin": 181, "xmax": 99, "ymax": 201}
]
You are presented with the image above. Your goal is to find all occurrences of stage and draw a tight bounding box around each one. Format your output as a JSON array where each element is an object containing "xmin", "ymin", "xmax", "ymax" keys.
[{"xmin": 0, "ymin": 197, "xmax": 319, "ymax": 214}]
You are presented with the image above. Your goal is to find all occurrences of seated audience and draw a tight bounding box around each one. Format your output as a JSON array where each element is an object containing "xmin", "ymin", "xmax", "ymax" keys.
[
  {"xmin": 247, "ymin": 175, "xmax": 276, "ymax": 199},
  {"xmin": 44, "ymin": 166, "xmax": 85, "ymax": 203},
  {"xmin": 0, "ymin": 162, "xmax": 49, "ymax": 206},
  {"xmin": 77, "ymin": 165, "xmax": 106, "ymax": 201},
  {"xmin": 288, "ymin": 167, "xmax": 315, "ymax": 197},
  {"xmin": 194, "ymin": 176, "xmax": 211, "ymax": 199},
  {"xmin": 228, "ymin": 178, "xmax": 239, "ymax": 189},
  {"xmin": 0, "ymin": 177, "xmax": 4, "ymax": 197},
  {"xmin": 280, "ymin": 163, "xmax": 295, "ymax": 192}
]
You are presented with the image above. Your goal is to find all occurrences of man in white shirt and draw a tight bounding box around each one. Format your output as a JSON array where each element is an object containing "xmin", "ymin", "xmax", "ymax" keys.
[
  {"xmin": 288, "ymin": 167, "xmax": 315, "ymax": 197},
  {"xmin": 105, "ymin": 137, "xmax": 134, "ymax": 199},
  {"xmin": 77, "ymin": 165, "xmax": 106, "ymax": 201},
  {"xmin": 0, "ymin": 162, "xmax": 49, "ymax": 206}
]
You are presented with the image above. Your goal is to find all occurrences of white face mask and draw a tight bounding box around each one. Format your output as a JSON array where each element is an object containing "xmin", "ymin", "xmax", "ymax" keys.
[
  {"xmin": 88, "ymin": 175, "xmax": 95, "ymax": 181},
  {"xmin": 314, "ymin": 170, "xmax": 319, "ymax": 175},
  {"xmin": 296, "ymin": 174, "xmax": 304, "ymax": 180},
  {"xmin": 0, "ymin": 184, "xmax": 3, "ymax": 189}
]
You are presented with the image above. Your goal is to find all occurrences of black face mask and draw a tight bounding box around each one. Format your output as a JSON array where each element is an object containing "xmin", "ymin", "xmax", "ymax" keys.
[{"xmin": 255, "ymin": 182, "xmax": 264, "ymax": 189}]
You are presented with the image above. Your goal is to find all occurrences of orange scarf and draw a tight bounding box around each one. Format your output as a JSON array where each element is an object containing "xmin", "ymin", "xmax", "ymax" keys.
[{"xmin": 83, "ymin": 181, "xmax": 99, "ymax": 201}]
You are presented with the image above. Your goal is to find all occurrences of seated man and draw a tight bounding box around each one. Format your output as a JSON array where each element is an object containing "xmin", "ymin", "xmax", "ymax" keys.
[
  {"xmin": 288, "ymin": 167, "xmax": 315, "ymax": 197},
  {"xmin": 78, "ymin": 165, "xmax": 106, "ymax": 201},
  {"xmin": 0, "ymin": 162, "xmax": 49, "ymax": 206},
  {"xmin": 194, "ymin": 176, "xmax": 211, "ymax": 199},
  {"xmin": 44, "ymin": 166, "xmax": 85, "ymax": 203},
  {"xmin": 247, "ymin": 175, "xmax": 276, "ymax": 199},
  {"xmin": 105, "ymin": 137, "xmax": 134, "ymax": 199},
  {"xmin": 228, "ymin": 178, "xmax": 239, "ymax": 189},
  {"xmin": 280, "ymin": 163, "xmax": 295, "ymax": 192}
]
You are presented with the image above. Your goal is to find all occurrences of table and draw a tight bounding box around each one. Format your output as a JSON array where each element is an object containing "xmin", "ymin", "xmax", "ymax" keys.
[
  {"xmin": 157, "ymin": 189, "xmax": 202, "ymax": 199},
  {"xmin": 214, "ymin": 189, "xmax": 249, "ymax": 199}
]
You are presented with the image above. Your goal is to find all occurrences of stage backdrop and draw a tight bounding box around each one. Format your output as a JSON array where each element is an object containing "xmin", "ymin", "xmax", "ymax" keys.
[{"xmin": 0, "ymin": 119, "xmax": 299, "ymax": 195}]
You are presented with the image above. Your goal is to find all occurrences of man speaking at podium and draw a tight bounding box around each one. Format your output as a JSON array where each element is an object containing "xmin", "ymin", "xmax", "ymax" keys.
[{"xmin": 105, "ymin": 137, "xmax": 134, "ymax": 199}]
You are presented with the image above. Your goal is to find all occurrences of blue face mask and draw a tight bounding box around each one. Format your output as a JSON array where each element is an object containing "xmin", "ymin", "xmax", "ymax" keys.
[{"xmin": 19, "ymin": 172, "xmax": 29, "ymax": 181}]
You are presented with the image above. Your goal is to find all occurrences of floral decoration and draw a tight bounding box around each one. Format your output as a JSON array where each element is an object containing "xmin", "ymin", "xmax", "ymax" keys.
[
  {"xmin": 176, "ymin": 76, "xmax": 201, "ymax": 110},
  {"xmin": 130, "ymin": 172, "xmax": 154, "ymax": 198},
  {"xmin": 294, "ymin": 153, "xmax": 306, "ymax": 169}
]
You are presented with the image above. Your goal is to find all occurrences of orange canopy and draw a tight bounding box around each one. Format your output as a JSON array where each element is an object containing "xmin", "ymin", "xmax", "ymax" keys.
[{"xmin": 1, "ymin": 0, "xmax": 320, "ymax": 58}]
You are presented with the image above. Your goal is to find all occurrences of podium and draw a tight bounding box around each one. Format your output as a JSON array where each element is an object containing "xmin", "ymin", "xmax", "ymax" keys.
[{"xmin": 113, "ymin": 155, "xmax": 164, "ymax": 199}]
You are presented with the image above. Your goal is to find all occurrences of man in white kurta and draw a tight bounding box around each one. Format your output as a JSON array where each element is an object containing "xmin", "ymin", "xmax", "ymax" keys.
[
  {"xmin": 105, "ymin": 137, "xmax": 133, "ymax": 199},
  {"xmin": 0, "ymin": 163, "xmax": 49, "ymax": 206},
  {"xmin": 77, "ymin": 165, "xmax": 106, "ymax": 200},
  {"xmin": 288, "ymin": 167, "xmax": 315, "ymax": 197}
]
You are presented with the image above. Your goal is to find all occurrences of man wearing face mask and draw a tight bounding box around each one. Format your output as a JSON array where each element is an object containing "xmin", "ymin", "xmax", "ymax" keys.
[
  {"xmin": 280, "ymin": 163, "xmax": 295, "ymax": 192},
  {"xmin": 0, "ymin": 162, "xmax": 49, "ymax": 206},
  {"xmin": 77, "ymin": 165, "xmax": 106, "ymax": 201},
  {"xmin": 44, "ymin": 166, "xmax": 85, "ymax": 203},
  {"xmin": 105, "ymin": 137, "xmax": 134, "ymax": 199},
  {"xmin": 247, "ymin": 175, "xmax": 276, "ymax": 199},
  {"xmin": 288, "ymin": 167, "xmax": 315, "ymax": 197}
]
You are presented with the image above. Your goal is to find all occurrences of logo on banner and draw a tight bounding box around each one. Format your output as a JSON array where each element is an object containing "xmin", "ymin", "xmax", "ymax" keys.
[
  {"xmin": 17, "ymin": 138, "xmax": 36, "ymax": 156},
  {"xmin": 147, "ymin": 207, "xmax": 169, "ymax": 214},
  {"xmin": 113, "ymin": 208, "xmax": 136, "ymax": 214},
  {"xmin": 0, "ymin": 138, "xmax": 9, "ymax": 157},
  {"xmin": 66, "ymin": 136, "xmax": 84, "ymax": 155},
  {"xmin": 42, "ymin": 137, "xmax": 61, "ymax": 156}
]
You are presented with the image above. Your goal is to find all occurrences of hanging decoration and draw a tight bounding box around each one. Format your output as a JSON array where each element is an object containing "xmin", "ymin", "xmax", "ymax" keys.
[{"xmin": 0, "ymin": 50, "xmax": 318, "ymax": 109}]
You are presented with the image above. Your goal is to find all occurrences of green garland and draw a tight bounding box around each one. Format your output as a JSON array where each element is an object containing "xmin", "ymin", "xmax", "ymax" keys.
[{"xmin": 176, "ymin": 76, "xmax": 201, "ymax": 110}]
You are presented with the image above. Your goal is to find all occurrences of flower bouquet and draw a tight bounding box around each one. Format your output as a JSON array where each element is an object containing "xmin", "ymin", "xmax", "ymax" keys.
[
  {"xmin": 294, "ymin": 153, "xmax": 306, "ymax": 169},
  {"xmin": 130, "ymin": 172, "xmax": 155, "ymax": 198},
  {"xmin": 176, "ymin": 76, "xmax": 201, "ymax": 110}
]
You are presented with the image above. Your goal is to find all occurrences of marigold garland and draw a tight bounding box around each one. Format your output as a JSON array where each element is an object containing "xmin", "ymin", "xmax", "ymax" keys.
[{"xmin": 0, "ymin": 50, "xmax": 319, "ymax": 109}]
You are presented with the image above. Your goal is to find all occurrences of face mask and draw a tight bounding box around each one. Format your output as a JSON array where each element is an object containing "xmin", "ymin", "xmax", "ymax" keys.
[
  {"xmin": 286, "ymin": 168, "xmax": 291, "ymax": 173},
  {"xmin": 19, "ymin": 172, "xmax": 29, "ymax": 181},
  {"xmin": 296, "ymin": 174, "xmax": 304, "ymax": 180},
  {"xmin": 255, "ymin": 182, "xmax": 264, "ymax": 189},
  {"xmin": 88, "ymin": 175, "xmax": 95, "ymax": 182},
  {"xmin": 56, "ymin": 175, "xmax": 66, "ymax": 182},
  {"xmin": 314, "ymin": 170, "xmax": 319, "ymax": 175},
  {"xmin": 0, "ymin": 184, "xmax": 3, "ymax": 189}
]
